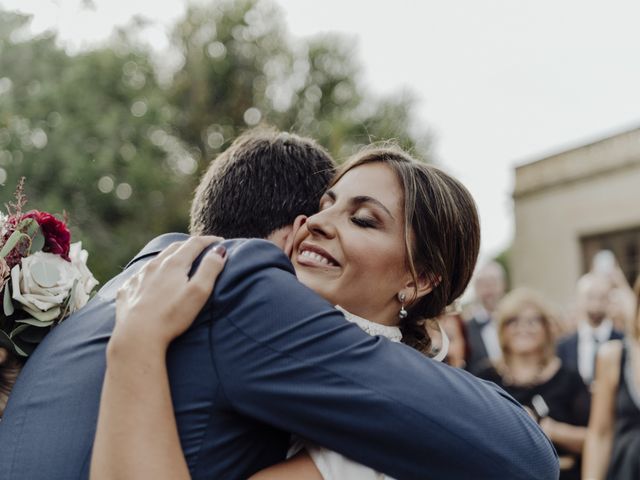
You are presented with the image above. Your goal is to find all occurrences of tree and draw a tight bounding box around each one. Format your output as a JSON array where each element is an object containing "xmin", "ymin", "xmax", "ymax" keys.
[
  {"xmin": 0, "ymin": 1, "xmax": 431, "ymax": 282},
  {"xmin": 0, "ymin": 10, "xmax": 192, "ymax": 279},
  {"xmin": 167, "ymin": 0, "xmax": 431, "ymax": 163}
]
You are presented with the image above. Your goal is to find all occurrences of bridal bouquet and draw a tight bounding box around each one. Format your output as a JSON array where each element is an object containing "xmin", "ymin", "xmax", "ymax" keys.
[{"xmin": 0, "ymin": 179, "xmax": 98, "ymax": 356}]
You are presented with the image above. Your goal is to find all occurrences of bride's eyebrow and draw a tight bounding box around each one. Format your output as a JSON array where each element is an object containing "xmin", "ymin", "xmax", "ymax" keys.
[{"xmin": 323, "ymin": 190, "xmax": 336, "ymax": 201}]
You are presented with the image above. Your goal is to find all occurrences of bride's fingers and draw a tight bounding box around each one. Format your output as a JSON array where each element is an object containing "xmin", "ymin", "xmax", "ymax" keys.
[
  {"xmin": 116, "ymin": 273, "xmax": 142, "ymax": 305},
  {"xmin": 182, "ymin": 246, "xmax": 227, "ymax": 321},
  {"xmin": 112, "ymin": 237, "xmax": 226, "ymax": 340},
  {"xmin": 150, "ymin": 241, "xmax": 185, "ymax": 266},
  {"xmin": 116, "ymin": 275, "xmax": 137, "ymax": 302},
  {"xmin": 190, "ymin": 246, "xmax": 227, "ymax": 293}
]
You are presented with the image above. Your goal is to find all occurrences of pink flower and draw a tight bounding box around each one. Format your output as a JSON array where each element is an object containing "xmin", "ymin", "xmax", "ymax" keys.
[{"xmin": 22, "ymin": 211, "xmax": 71, "ymax": 261}]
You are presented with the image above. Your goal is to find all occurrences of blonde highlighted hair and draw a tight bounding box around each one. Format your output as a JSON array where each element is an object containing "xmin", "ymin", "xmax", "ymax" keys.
[{"xmin": 496, "ymin": 288, "xmax": 557, "ymax": 366}]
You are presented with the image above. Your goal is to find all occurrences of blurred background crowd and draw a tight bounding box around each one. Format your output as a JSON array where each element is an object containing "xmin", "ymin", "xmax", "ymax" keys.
[
  {"xmin": 438, "ymin": 253, "xmax": 639, "ymax": 479},
  {"xmin": 2, "ymin": 0, "xmax": 640, "ymax": 478}
]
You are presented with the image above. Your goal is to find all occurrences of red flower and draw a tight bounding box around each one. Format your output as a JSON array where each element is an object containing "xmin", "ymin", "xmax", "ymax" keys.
[{"xmin": 22, "ymin": 210, "xmax": 71, "ymax": 261}]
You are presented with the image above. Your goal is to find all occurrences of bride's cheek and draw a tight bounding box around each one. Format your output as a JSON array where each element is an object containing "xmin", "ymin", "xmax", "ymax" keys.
[{"xmin": 294, "ymin": 224, "xmax": 311, "ymax": 246}]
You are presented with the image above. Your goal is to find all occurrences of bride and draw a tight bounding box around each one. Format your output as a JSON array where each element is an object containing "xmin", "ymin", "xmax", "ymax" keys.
[{"xmin": 91, "ymin": 146, "xmax": 555, "ymax": 479}]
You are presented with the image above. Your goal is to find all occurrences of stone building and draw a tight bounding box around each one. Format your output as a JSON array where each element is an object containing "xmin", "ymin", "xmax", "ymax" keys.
[{"xmin": 512, "ymin": 126, "xmax": 640, "ymax": 307}]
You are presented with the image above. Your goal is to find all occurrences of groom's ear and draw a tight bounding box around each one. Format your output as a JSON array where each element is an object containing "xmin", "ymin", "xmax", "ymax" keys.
[{"xmin": 283, "ymin": 215, "xmax": 307, "ymax": 258}]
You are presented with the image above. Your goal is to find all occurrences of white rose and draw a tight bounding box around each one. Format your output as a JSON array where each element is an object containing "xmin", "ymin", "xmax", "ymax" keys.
[
  {"xmin": 68, "ymin": 241, "xmax": 98, "ymax": 313},
  {"xmin": 11, "ymin": 251, "xmax": 79, "ymax": 320}
]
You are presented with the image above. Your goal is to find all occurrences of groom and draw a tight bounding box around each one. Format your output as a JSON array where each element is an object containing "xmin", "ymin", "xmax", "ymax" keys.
[{"xmin": 0, "ymin": 129, "xmax": 558, "ymax": 480}]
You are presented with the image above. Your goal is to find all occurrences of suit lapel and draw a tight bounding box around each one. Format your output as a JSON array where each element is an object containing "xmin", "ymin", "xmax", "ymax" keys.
[{"xmin": 125, "ymin": 233, "xmax": 190, "ymax": 269}]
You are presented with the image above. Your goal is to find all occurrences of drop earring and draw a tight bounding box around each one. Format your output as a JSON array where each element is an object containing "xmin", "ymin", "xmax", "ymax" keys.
[{"xmin": 398, "ymin": 292, "xmax": 408, "ymax": 319}]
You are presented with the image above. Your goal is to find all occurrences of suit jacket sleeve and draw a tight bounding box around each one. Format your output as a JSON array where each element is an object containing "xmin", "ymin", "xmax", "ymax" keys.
[{"xmin": 207, "ymin": 239, "xmax": 559, "ymax": 480}]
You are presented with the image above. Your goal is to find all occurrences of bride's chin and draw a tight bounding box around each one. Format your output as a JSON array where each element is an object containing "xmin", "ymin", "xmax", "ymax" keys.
[{"xmin": 295, "ymin": 272, "xmax": 337, "ymax": 301}]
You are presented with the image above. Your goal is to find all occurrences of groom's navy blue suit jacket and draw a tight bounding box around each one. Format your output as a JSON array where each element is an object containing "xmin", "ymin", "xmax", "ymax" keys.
[{"xmin": 0, "ymin": 234, "xmax": 559, "ymax": 480}]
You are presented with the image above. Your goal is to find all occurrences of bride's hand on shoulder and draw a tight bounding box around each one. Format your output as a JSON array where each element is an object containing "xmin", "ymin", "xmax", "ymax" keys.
[{"xmin": 110, "ymin": 236, "xmax": 227, "ymax": 354}]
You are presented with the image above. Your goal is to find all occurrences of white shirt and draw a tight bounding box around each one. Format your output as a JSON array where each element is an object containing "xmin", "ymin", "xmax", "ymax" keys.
[
  {"xmin": 288, "ymin": 307, "xmax": 401, "ymax": 480},
  {"xmin": 577, "ymin": 318, "xmax": 613, "ymax": 384},
  {"xmin": 475, "ymin": 307, "xmax": 502, "ymax": 361}
]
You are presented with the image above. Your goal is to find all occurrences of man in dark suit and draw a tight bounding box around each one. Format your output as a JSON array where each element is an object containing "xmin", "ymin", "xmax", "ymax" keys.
[
  {"xmin": 0, "ymin": 129, "xmax": 559, "ymax": 479},
  {"xmin": 557, "ymin": 272, "xmax": 624, "ymax": 386},
  {"xmin": 466, "ymin": 261, "xmax": 506, "ymax": 373}
]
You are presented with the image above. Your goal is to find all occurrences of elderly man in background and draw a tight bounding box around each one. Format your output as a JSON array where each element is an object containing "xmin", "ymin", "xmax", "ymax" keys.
[
  {"xmin": 466, "ymin": 261, "xmax": 507, "ymax": 374},
  {"xmin": 557, "ymin": 273, "xmax": 624, "ymax": 387}
]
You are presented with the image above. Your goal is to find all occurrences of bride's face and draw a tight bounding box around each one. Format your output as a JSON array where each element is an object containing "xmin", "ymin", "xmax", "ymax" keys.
[{"xmin": 291, "ymin": 162, "xmax": 413, "ymax": 326}]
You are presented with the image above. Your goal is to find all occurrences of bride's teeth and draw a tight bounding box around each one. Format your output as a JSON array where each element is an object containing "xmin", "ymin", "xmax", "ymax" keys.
[{"xmin": 300, "ymin": 250, "xmax": 333, "ymax": 266}]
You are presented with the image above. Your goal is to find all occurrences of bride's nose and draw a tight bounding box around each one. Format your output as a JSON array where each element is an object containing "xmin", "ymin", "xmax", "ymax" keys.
[{"xmin": 306, "ymin": 209, "xmax": 337, "ymax": 239}]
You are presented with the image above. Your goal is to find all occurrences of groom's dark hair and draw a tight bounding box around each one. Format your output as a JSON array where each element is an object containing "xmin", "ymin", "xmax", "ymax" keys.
[{"xmin": 190, "ymin": 128, "xmax": 336, "ymax": 239}]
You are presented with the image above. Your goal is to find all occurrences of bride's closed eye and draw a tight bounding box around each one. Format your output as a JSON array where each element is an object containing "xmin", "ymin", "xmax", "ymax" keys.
[{"xmin": 350, "ymin": 215, "xmax": 378, "ymax": 228}]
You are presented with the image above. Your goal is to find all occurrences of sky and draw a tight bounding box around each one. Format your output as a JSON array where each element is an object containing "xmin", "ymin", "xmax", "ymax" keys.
[{"xmin": 3, "ymin": 0, "xmax": 640, "ymax": 259}]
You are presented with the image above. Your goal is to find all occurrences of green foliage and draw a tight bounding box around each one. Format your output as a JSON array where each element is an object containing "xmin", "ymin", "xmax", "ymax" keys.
[{"xmin": 0, "ymin": 0, "xmax": 431, "ymax": 282}]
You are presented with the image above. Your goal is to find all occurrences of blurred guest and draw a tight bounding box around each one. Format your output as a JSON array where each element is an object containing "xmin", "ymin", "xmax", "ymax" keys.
[
  {"xmin": 477, "ymin": 288, "xmax": 589, "ymax": 480},
  {"xmin": 582, "ymin": 278, "xmax": 640, "ymax": 479},
  {"xmin": 438, "ymin": 312, "xmax": 470, "ymax": 369},
  {"xmin": 591, "ymin": 250, "xmax": 635, "ymax": 334},
  {"xmin": 557, "ymin": 273, "xmax": 624, "ymax": 387},
  {"xmin": 466, "ymin": 261, "xmax": 506, "ymax": 373},
  {"xmin": 608, "ymin": 284, "xmax": 634, "ymax": 334}
]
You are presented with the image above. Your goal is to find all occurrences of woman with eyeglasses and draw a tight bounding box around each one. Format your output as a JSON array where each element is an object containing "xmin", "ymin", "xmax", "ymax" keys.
[{"xmin": 476, "ymin": 288, "xmax": 589, "ymax": 480}]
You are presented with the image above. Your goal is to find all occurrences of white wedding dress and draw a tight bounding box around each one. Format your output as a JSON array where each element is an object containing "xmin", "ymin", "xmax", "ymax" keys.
[{"xmin": 288, "ymin": 306, "xmax": 401, "ymax": 480}]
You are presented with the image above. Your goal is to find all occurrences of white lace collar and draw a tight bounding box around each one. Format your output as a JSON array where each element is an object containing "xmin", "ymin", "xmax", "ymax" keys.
[{"xmin": 335, "ymin": 305, "xmax": 403, "ymax": 343}]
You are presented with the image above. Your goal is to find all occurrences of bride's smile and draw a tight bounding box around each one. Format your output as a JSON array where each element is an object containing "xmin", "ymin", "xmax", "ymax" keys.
[
  {"xmin": 291, "ymin": 162, "xmax": 413, "ymax": 327},
  {"xmin": 296, "ymin": 242, "xmax": 340, "ymax": 268}
]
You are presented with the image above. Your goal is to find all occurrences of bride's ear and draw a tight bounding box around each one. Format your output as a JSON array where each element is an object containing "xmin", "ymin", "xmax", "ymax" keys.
[
  {"xmin": 282, "ymin": 215, "xmax": 307, "ymax": 258},
  {"xmin": 402, "ymin": 272, "xmax": 442, "ymax": 304}
]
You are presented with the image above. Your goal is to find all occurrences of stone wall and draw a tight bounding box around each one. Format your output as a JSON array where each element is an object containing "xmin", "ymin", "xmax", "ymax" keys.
[{"xmin": 512, "ymin": 127, "xmax": 640, "ymax": 307}]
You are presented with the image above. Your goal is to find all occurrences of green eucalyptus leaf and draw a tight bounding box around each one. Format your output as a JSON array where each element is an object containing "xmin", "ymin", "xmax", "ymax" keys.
[
  {"xmin": 0, "ymin": 329, "xmax": 13, "ymax": 351},
  {"xmin": 15, "ymin": 218, "xmax": 35, "ymax": 230},
  {"xmin": 12, "ymin": 341, "xmax": 29, "ymax": 358},
  {"xmin": 0, "ymin": 230, "xmax": 24, "ymax": 258},
  {"xmin": 16, "ymin": 325, "xmax": 49, "ymax": 343},
  {"xmin": 9, "ymin": 323, "xmax": 29, "ymax": 338},
  {"xmin": 0, "ymin": 329, "xmax": 27, "ymax": 357},
  {"xmin": 3, "ymin": 285, "xmax": 14, "ymax": 316},
  {"xmin": 30, "ymin": 229, "xmax": 45, "ymax": 253},
  {"xmin": 23, "ymin": 218, "xmax": 39, "ymax": 238}
]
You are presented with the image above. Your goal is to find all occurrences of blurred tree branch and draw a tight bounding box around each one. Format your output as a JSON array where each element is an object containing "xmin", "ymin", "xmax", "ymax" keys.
[{"xmin": 0, "ymin": 0, "xmax": 432, "ymax": 281}]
